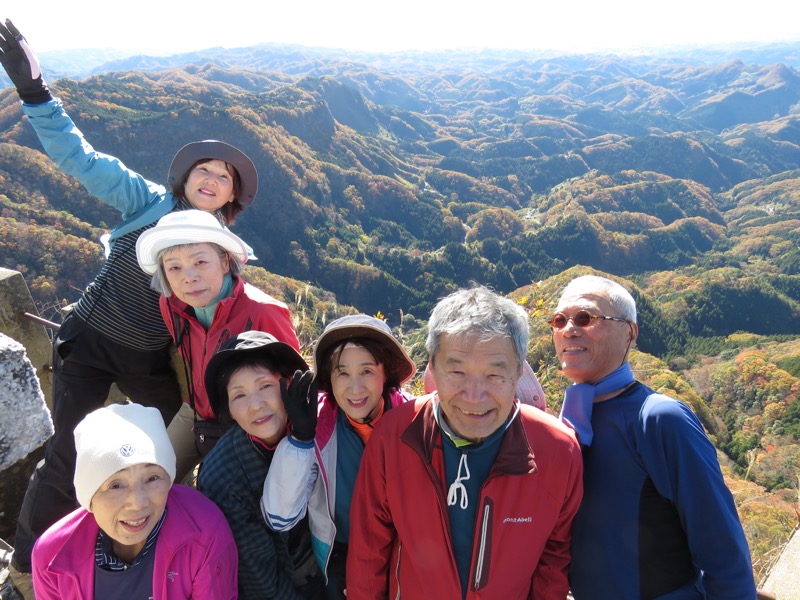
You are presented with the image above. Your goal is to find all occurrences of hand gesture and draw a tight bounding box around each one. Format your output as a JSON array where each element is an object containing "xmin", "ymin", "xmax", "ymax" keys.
[
  {"xmin": 0, "ymin": 19, "xmax": 51, "ymax": 104},
  {"xmin": 280, "ymin": 369, "xmax": 318, "ymax": 442}
]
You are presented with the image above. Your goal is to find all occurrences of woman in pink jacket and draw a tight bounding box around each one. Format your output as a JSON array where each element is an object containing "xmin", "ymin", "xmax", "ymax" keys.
[
  {"xmin": 262, "ymin": 314, "xmax": 416, "ymax": 598},
  {"xmin": 31, "ymin": 402, "xmax": 238, "ymax": 599}
]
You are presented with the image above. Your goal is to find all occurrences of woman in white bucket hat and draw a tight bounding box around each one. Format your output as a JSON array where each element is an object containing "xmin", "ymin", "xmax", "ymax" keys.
[
  {"xmin": 136, "ymin": 210, "xmax": 300, "ymax": 483},
  {"xmin": 0, "ymin": 19, "xmax": 263, "ymax": 591}
]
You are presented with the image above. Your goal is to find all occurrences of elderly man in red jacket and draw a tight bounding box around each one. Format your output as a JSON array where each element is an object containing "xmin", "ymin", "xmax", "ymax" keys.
[{"xmin": 347, "ymin": 285, "xmax": 583, "ymax": 599}]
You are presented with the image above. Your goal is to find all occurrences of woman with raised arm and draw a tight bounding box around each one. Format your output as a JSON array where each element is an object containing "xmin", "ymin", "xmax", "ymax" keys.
[{"xmin": 0, "ymin": 19, "xmax": 259, "ymax": 597}]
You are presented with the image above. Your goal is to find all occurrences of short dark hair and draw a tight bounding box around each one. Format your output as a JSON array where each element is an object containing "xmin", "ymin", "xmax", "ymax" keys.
[
  {"xmin": 316, "ymin": 337, "xmax": 402, "ymax": 398},
  {"xmin": 171, "ymin": 158, "xmax": 244, "ymax": 224},
  {"xmin": 213, "ymin": 355, "xmax": 293, "ymax": 425}
]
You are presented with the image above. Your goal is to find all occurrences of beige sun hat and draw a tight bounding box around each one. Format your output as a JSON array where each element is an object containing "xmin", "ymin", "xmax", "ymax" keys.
[
  {"xmin": 314, "ymin": 314, "xmax": 417, "ymax": 391},
  {"xmin": 136, "ymin": 209, "xmax": 248, "ymax": 274}
]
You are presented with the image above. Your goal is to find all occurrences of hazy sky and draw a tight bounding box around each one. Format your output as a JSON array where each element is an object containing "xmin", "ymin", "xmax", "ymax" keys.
[{"xmin": 5, "ymin": 0, "xmax": 800, "ymax": 56}]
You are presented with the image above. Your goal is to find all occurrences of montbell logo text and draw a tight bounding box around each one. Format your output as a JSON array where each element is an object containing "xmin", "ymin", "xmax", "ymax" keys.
[{"xmin": 503, "ymin": 516, "xmax": 533, "ymax": 523}]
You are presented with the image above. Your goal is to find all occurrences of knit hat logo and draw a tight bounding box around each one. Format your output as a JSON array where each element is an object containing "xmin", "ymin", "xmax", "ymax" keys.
[{"xmin": 119, "ymin": 444, "xmax": 136, "ymax": 458}]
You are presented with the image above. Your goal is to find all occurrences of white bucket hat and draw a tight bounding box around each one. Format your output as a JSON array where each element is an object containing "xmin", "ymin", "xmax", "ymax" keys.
[{"xmin": 136, "ymin": 209, "xmax": 249, "ymax": 274}]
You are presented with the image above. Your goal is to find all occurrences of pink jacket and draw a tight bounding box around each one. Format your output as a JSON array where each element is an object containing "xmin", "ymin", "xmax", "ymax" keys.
[{"xmin": 32, "ymin": 485, "xmax": 238, "ymax": 600}]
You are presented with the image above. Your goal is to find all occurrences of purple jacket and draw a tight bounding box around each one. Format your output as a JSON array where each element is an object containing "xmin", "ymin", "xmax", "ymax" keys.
[{"xmin": 32, "ymin": 485, "xmax": 238, "ymax": 600}]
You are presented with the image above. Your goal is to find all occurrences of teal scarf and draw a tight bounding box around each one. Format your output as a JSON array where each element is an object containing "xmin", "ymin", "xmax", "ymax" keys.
[{"xmin": 194, "ymin": 273, "xmax": 234, "ymax": 329}]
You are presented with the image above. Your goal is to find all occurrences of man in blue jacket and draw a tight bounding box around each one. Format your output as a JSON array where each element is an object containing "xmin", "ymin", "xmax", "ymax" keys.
[{"xmin": 554, "ymin": 274, "xmax": 756, "ymax": 599}]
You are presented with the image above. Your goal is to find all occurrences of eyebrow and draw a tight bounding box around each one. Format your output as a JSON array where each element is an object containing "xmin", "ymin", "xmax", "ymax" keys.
[
  {"xmin": 336, "ymin": 359, "xmax": 378, "ymax": 370},
  {"xmin": 163, "ymin": 248, "xmax": 214, "ymax": 261},
  {"xmin": 444, "ymin": 356, "xmax": 511, "ymax": 370}
]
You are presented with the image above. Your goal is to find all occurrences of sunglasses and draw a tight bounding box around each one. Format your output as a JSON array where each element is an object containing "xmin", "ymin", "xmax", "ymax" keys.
[{"xmin": 548, "ymin": 310, "xmax": 630, "ymax": 329}]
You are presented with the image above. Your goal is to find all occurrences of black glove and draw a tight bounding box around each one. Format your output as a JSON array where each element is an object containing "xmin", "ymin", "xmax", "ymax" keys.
[
  {"xmin": 0, "ymin": 19, "xmax": 51, "ymax": 104},
  {"xmin": 280, "ymin": 369, "xmax": 318, "ymax": 442}
]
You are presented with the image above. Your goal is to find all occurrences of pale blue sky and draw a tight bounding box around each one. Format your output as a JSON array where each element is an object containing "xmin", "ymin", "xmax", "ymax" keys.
[{"xmin": 6, "ymin": 0, "xmax": 800, "ymax": 56}]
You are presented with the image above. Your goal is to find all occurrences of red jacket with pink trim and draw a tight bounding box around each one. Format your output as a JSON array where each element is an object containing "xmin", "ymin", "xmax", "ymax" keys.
[{"xmin": 162, "ymin": 275, "xmax": 299, "ymax": 419}]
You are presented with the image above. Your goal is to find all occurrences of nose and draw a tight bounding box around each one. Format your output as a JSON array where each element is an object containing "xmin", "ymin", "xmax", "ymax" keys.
[
  {"xmin": 247, "ymin": 392, "xmax": 267, "ymax": 411},
  {"xmin": 348, "ymin": 374, "xmax": 366, "ymax": 392},
  {"xmin": 125, "ymin": 483, "xmax": 147, "ymax": 509},
  {"xmin": 557, "ymin": 321, "xmax": 582, "ymax": 337},
  {"xmin": 460, "ymin": 375, "xmax": 489, "ymax": 403},
  {"xmin": 182, "ymin": 265, "xmax": 199, "ymax": 282}
]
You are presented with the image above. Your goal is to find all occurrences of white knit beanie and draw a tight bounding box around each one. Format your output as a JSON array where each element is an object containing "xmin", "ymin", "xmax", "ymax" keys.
[{"xmin": 73, "ymin": 403, "xmax": 177, "ymax": 511}]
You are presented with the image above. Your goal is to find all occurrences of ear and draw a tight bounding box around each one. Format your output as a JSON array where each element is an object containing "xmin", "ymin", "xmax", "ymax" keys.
[{"xmin": 423, "ymin": 362, "xmax": 436, "ymax": 394}]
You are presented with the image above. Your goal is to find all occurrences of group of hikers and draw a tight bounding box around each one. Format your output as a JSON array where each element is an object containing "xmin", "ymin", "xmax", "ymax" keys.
[{"xmin": 1, "ymin": 18, "xmax": 760, "ymax": 600}]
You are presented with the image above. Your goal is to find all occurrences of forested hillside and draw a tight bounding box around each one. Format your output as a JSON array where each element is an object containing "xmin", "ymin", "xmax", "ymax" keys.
[{"xmin": 1, "ymin": 43, "xmax": 799, "ymax": 582}]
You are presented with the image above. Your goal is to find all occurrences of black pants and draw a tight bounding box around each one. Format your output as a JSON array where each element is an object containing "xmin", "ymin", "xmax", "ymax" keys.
[
  {"xmin": 325, "ymin": 541, "xmax": 348, "ymax": 599},
  {"xmin": 11, "ymin": 313, "xmax": 182, "ymax": 572}
]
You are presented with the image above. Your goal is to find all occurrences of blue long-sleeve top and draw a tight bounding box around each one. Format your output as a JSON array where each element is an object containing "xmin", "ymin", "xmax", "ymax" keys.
[{"xmin": 569, "ymin": 383, "xmax": 756, "ymax": 600}]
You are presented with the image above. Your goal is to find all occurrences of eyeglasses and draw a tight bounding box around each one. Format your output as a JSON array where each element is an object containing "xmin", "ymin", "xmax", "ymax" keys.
[{"xmin": 548, "ymin": 310, "xmax": 630, "ymax": 330}]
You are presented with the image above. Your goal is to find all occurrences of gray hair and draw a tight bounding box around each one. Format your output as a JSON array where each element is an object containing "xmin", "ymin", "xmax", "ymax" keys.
[
  {"xmin": 149, "ymin": 242, "xmax": 243, "ymax": 297},
  {"xmin": 426, "ymin": 285, "xmax": 530, "ymax": 369},
  {"xmin": 558, "ymin": 275, "xmax": 637, "ymax": 323}
]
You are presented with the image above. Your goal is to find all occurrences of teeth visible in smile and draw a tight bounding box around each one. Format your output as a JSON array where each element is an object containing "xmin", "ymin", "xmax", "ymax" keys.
[
  {"xmin": 564, "ymin": 346, "xmax": 584, "ymax": 352},
  {"xmin": 462, "ymin": 409, "xmax": 487, "ymax": 416},
  {"xmin": 124, "ymin": 518, "xmax": 146, "ymax": 527}
]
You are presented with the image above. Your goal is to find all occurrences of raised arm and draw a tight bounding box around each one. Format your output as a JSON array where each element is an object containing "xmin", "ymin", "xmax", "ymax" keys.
[
  {"xmin": 262, "ymin": 373, "xmax": 320, "ymax": 532},
  {"xmin": 0, "ymin": 19, "xmax": 166, "ymax": 217}
]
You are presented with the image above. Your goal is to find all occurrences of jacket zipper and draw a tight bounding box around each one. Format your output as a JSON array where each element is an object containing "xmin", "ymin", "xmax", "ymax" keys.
[
  {"xmin": 474, "ymin": 502, "xmax": 491, "ymax": 591},
  {"xmin": 394, "ymin": 542, "xmax": 402, "ymax": 600}
]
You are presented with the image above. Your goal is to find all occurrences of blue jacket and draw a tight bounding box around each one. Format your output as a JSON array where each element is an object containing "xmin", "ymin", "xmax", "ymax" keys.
[{"xmin": 570, "ymin": 382, "xmax": 756, "ymax": 599}]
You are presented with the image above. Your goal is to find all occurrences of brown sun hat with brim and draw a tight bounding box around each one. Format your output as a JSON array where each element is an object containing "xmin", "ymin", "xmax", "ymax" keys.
[
  {"xmin": 204, "ymin": 331, "xmax": 308, "ymax": 418},
  {"xmin": 168, "ymin": 140, "xmax": 258, "ymax": 206},
  {"xmin": 313, "ymin": 314, "xmax": 417, "ymax": 392}
]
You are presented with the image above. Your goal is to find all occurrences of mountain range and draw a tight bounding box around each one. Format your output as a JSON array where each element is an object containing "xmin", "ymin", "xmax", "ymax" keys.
[{"xmin": 1, "ymin": 41, "xmax": 799, "ymax": 579}]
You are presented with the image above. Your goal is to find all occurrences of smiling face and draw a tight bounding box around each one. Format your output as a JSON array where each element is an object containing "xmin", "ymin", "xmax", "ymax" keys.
[
  {"xmin": 161, "ymin": 243, "xmax": 229, "ymax": 308},
  {"xmin": 90, "ymin": 463, "xmax": 171, "ymax": 563},
  {"xmin": 553, "ymin": 292, "xmax": 637, "ymax": 384},
  {"xmin": 430, "ymin": 333, "xmax": 521, "ymax": 444},
  {"xmin": 226, "ymin": 364, "xmax": 288, "ymax": 445},
  {"xmin": 183, "ymin": 159, "xmax": 237, "ymax": 212},
  {"xmin": 330, "ymin": 344, "xmax": 387, "ymax": 422}
]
